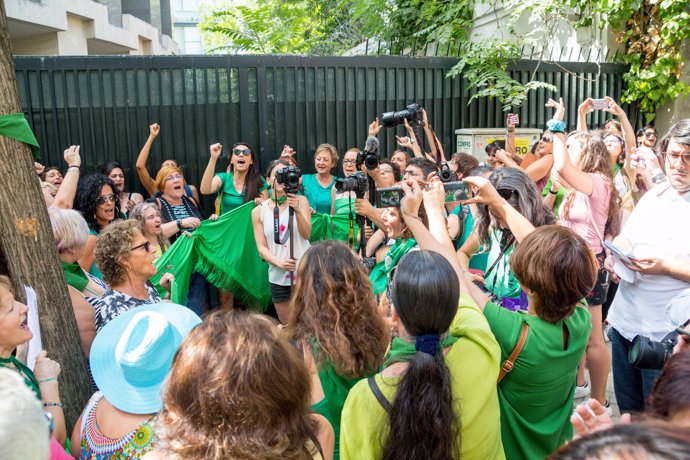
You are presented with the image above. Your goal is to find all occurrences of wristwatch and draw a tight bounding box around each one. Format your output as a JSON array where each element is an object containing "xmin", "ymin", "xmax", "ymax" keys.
[{"xmin": 176, "ymin": 219, "xmax": 182, "ymax": 230}]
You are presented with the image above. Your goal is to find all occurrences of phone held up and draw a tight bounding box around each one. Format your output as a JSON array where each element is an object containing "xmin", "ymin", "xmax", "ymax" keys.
[
  {"xmin": 376, "ymin": 181, "xmax": 471, "ymax": 208},
  {"xmin": 590, "ymin": 99, "xmax": 608, "ymax": 110}
]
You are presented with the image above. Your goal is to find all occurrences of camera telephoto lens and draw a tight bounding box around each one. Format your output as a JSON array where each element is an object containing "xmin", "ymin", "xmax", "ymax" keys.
[{"xmin": 629, "ymin": 334, "xmax": 675, "ymax": 370}]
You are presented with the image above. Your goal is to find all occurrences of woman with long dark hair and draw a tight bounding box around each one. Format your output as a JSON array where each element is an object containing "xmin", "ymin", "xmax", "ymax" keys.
[
  {"xmin": 341, "ymin": 245, "xmax": 504, "ymax": 459},
  {"xmin": 289, "ymin": 241, "xmax": 388, "ymax": 460},
  {"xmin": 74, "ymin": 174, "xmax": 123, "ymax": 279},
  {"xmin": 199, "ymin": 141, "xmax": 268, "ymax": 215},
  {"xmin": 458, "ymin": 167, "xmax": 555, "ymax": 310},
  {"xmin": 101, "ymin": 161, "xmax": 144, "ymax": 217}
]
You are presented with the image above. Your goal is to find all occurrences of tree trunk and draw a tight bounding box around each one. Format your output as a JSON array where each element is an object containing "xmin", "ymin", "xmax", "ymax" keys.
[{"xmin": 0, "ymin": 2, "xmax": 91, "ymax": 430}]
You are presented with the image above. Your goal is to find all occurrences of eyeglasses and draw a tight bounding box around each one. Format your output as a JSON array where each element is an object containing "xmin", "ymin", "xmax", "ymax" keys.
[
  {"xmin": 497, "ymin": 188, "xmax": 515, "ymax": 200},
  {"xmin": 165, "ymin": 174, "xmax": 183, "ymax": 182},
  {"xmin": 96, "ymin": 194, "xmax": 118, "ymax": 205},
  {"xmin": 130, "ymin": 241, "xmax": 152, "ymax": 253},
  {"xmin": 379, "ymin": 167, "xmax": 393, "ymax": 174},
  {"xmin": 644, "ymin": 131, "xmax": 657, "ymax": 138},
  {"xmin": 541, "ymin": 136, "xmax": 553, "ymax": 143},
  {"xmin": 665, "ymin": 151, "xmax": 690, "ymax": 167},
  {"xmin": 343, "ymin": 159, "xmax": 357, "ymax": 165},
  {"xmin": 232, "ymin": 148, "xmax": 252, "ymax": 156}
]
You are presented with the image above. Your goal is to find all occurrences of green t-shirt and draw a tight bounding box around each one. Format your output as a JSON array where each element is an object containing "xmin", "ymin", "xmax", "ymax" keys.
[
  {"xmin": 484, "ymin": 302, "xmax": 591, "ymax": 460},
  {"xmin": 311, "ymin": 360, "xmax": 362, "ymax": 460},
  {"xmin": 215, "ymin": 172, "xmax": 268, "ymax": 215},
  {"xmin": 302, "ymin": 173, "xmax": 336, "ymax": 214},
  {"xmin": 340, "ymin": 293, "xmax": 506, "ymax": 460},
  {"xmin": 450, "ymin": 204, "xmax": 489, "ymax": 271},
  {"xmin": 484, "ymin": 230, "xmax": 520, "ymax": 300}
]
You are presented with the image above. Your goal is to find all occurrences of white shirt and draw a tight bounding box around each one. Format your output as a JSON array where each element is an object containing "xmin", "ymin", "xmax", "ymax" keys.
[
  {"xmin": 260, "ymin": 200, "xmax": 311, "ymax": 286},
  {"xmin": 607, "ymin": 184, "xmax": 690, "ymax": 341}
]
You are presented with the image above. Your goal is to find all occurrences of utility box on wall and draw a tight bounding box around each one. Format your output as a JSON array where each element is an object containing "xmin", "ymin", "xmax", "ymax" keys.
[{"xmin": 455, "ymin": 128, "xmax": 544, "ymax": 163}]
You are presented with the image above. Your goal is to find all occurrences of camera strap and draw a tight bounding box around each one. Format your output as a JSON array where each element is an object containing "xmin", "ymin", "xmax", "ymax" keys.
[
  {"xmin": 273, "ymin": 201, "xmax": 291, "ymax": 245},
  {"xmin": 347, "ymin": 194, "xmax": 355, "ymax": 249}
]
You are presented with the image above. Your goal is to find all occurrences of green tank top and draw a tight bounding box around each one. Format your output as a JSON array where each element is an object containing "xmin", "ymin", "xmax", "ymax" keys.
[{"xmin": 302, "ymin": 174, "xmax": 335, "ymax": 214}]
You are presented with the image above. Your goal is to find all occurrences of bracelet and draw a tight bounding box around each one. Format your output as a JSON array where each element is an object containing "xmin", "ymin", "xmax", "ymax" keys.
[
  {"xmin": 38, "ymin": 377, "xmax": 57, "ymax": 384},
  {"xmin": 176, "ymin": 219, "xmax": 182, "ymax": 230},
  {"xmin": 401, "ymin": 210, "xmax": 422, "ymax": 221},
  {"xmin": 43, "ymin": 402, "xmax": 63, "ymax": 408},
  {"xmin": 67, "ymin": 165, "xmax": 80, "ymax": 173},
  {"xmin": 546, "ymin": 119, "xmax": 566, "ymax": 134},
  {"xmin": 549, "ymin": 188, "xmax": 558, "ymax": 195},
  {"xmin": 410, "ymin": 139, "xmax": 416, "ymax": 144},
  {"xmin": 651, "ymin": 171, "xmax": 666, "ymax": 184}
]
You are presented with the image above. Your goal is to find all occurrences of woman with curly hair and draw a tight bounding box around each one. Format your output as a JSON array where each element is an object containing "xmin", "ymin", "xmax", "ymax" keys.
[
  {"xmin": 146, "ymin": 310, "xmax": 334, "ymax": 460},
  {"xmin": 73, "ymin": 174, "xmax": 123, "ymax": 279},
  {"xmin": 552, "ymin": 126, "xmax": 620, "ymax": 411},
  {"xmin": 288, "ymin": 241, "xmax": 389, "ymax": 460},
  {"xmin": 92, "ymin": 220, "xmax": 172, "ymax": 332}
]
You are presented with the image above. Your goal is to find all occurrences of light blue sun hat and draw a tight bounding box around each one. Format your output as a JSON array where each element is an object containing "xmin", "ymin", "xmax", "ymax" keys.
[{"xmin": 89, "ymin": 302, "xmax": 201, "ymax": 414}]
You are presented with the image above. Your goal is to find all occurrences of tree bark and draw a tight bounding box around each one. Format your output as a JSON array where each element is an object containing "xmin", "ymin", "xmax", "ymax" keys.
[{"xmin": 0, "ymin": 2, "xmax": 91, "ymax": 430}]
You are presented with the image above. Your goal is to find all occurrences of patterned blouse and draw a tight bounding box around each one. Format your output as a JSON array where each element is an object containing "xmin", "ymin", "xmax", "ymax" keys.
[
  {"xmin": 94, "ymin": 282, "xmax": 161, "ymax": 333},
  {"xmin": 79, "ymin": 392, "xmax": 157, "ymax": 459}
]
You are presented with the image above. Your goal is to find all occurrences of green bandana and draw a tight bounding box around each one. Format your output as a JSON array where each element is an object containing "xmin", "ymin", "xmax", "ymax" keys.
[
  {"xmin": 0, "ymin": 113, "xmax": 40, "ymax": 159},
  {"xmin": 61, "ymin": 261, "xmax": 89, "ymax": 292},
  {"xmin": 369, "ymin": 238, "xmax": 417, "ymax": 295},
  {"xmin": 384, "ymin": 335, "xmax": 458, "ymax": 367}
]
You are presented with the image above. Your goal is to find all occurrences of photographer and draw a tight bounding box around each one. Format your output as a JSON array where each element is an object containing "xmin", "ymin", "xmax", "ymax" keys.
[
  {"xmin": 252, "ymin": 159, "xmax": 311, "ymax": 323},
  {"xmin": 605, "ymin": 120, "xmax": 690, "ymax": 414}
]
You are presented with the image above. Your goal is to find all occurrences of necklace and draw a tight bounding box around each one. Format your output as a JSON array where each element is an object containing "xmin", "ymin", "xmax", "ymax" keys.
[{"xmin": 272, "ymin": 195, "xmax": 287, "ymax": 205}]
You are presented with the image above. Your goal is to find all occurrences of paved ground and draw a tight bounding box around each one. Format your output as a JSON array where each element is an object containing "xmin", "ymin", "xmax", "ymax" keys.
[{"xmin": 573, "ymin": 341, "xmax": 620, "ymax": 418}]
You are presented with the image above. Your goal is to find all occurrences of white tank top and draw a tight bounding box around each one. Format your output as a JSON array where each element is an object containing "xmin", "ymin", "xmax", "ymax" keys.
[{"xmin": 260, "ymin": 200, "xmax": 311, "ymax": 285}]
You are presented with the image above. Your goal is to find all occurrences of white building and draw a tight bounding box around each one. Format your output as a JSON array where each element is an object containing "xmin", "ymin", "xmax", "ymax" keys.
[{"xmin": 6, "ymin": 0, "xmax": 178, "ymax": 55}]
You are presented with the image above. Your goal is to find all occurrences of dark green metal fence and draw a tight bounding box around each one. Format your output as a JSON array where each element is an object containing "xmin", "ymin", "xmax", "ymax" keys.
[{"xmin": 14, "ymin": 55, "xmax": 629, "ymax": 208}]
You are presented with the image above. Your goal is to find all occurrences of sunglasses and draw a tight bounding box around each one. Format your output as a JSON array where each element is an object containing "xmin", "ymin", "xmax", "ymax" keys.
[
  {"xmin": 130, "ymin": 241, "xmax": 152, "ymax": 253},
  {"xmin": 665, "ymin": 151, "xmax": 690, "ymax": 167},
  {"xmin": 497, "ymin": 188, "xmax": 515, "ymax": 200},
  {"xmin": 232, "ymin": 148, "xmax": 252, "ymax": 156},
  {"xmin": 541, "ymin": 136, "xmax": 553, "ymax": 143},
  {"xmin": 96, "ymin": 194, "xmax": 118, "ymax": 205},
  {"xmin": 644, "ymin": 131, "xmax": 657, "ymax": 138},
  {"xmin": 386, "ymin": 265, "xmax": 398, "ymax": 313}
]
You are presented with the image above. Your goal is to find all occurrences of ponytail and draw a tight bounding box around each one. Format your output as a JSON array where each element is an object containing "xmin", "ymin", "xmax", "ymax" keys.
[{"xmin": 382, "ymin": 334, "xmax": 459, "ymax": 460}]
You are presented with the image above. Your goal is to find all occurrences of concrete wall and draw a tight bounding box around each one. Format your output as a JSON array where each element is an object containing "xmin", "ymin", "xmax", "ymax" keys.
[
  {"xmin": 6, "ymin": 0, "xmax": 178, "ymax": 55},
  {"xmin": 654, "ymin": 40, "xmax": 690, "ymax": 134}
]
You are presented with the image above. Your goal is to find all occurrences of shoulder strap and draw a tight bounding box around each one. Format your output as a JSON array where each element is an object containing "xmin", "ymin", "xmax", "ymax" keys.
[
  {"xmin": 497, "ymin": 322, "xmax": 529, "ymax": 383},
  {"xmin": 367, "ymin": 376, "xmax": 392, "ymax": 414},
  {"xmin": 484, "ymin": 234, "xmax": 515, "ymax": 278}
]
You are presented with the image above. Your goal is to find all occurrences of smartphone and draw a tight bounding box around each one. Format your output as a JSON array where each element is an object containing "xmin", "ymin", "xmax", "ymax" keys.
[
  {"xmin": 604, "ymin": 241, "xmax": 637, "ymax": 264},
  {"xmin": 590, "ymin": 99, "xmax": 608, "ymax": 110},
  {"xmin": 377, "ymin": 187, "xmax": 404, "ymax": 208},
  {"xmin": 444, "ymin": 181, "xmax": 470, "ymax": 203},
  {"xmin": 508, "ymin": 113, "xmax": 519, "ymax": 126}
]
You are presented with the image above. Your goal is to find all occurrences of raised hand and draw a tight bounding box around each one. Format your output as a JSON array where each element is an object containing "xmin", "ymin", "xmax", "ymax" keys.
[
  {"xmin": 63, "ymin": 145, "xmax": 81, "ymax": 168},
  {"xmin": 546, "ymin": 97, "xmax": 566, "ymax": 121},
  {"xmin": 150, "ymin": 123, "xmax": 160, "ymax": 137},
  {"xmin": 209, "ymin": 143, "xmax": 223, "ymax": 160},
  {"xmin": 368, "ymin": 117, "xmax": 382, "ymax": 137}
]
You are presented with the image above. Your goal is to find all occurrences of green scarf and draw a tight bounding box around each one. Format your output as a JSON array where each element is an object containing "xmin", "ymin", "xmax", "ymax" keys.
[
  {"xmin": 151, "ymin": 202, "xmax": 272, "ymax": 309},
  {"xmin": 0, "ymin": 113, "xmax": 40, "ymax": 159},
  {"xmin": 0, "ymin": 355, "xmax": 41, "ymax": 400},
  {"xmin": 369, "ymin": 238, "xmax": 417, "ymax": 295},
  {"xmin": 384, "ymin": 335, "xmax": 458, "ymax": 367},
  {"xmin": 62, "ymin": 261, "xmax": 89, "ymax": 292}
]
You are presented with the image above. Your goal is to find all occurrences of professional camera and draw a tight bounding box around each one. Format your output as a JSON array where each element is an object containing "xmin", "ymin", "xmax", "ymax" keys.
[
  {"xmin": 357, "ymin": 149, "xmax": 380, "ymax": 170},
  {"xmin": 628, "ymin": 328, "xmax": 685, "ymax": 370},
  {"xmin": 438, "ymin": 163, "xmax": 458, "ymax": 183},
  {"xmin": 275, "ymin": 165, "xmax": 301, "ymax": 195},
  {"xmin": 335, "ymin": 171, "xmax": 368, "ymax": 199},
  {"xmin": 381, "ymin": 103, "xmax": 423, "ymax": 129},
  {"xmin": 362, "ymin": 256, "xmax": 377, "ymax": 272}
]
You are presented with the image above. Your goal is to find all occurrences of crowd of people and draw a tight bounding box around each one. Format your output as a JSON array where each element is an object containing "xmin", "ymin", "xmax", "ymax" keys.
[{"xmin": 2, "ymin": 97, "xmax": 690, "ymax": 459}]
